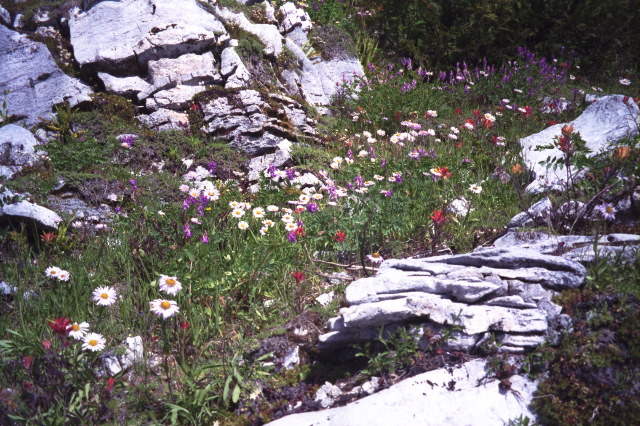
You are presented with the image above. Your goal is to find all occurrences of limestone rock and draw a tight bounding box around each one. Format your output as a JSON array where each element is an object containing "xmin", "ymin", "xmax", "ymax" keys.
[
  {"xmin": 0, "ymin": 26, "xmax": 92, "ymax": 128},
  {"xmin": 267, "ymin": 359, "xmax": 538, "ymax": 426},
  {"xmin": 320, "ymin": 247, "xmax": 586, "ymax": 354},
  {"xmin": 282, "ymin": 38, "xmax": 364, "ymax": 106},
  {"xmin": 493, "ymin": 230, "xmax": 640, "ymax": 265},
  {"xmin": 146, "ymin": 85, "xmax": 207, "ymax": 111},
  {"xmin": 69, "ymin": 0, "xmax": 228, "ymax": 73},
  {"xmin": 145, "ymin": 52, "xmax": 221, "ymax": 95},
  {"xmin": 0, "ymin": 5, "xmax": 10, "ymax": 26},
  {"xmin": 137, "ymin": 108, "xmax": 189, "ymax": 131},
  {"xmin": 246, "ymin": 149, "xmax": 291, "ymax": 181},
  {"xmin": 278, "ymin": 2, "xmax": 312, "ymax": 34},
  {"xmin": 198, "ymin": 89, "xmax": 314, "ymax": 156},
  {"xmin": 98, "ymin": 72, "xmax": 152, "ymax": 97},
  {"xmin": 507, "ymin": 197, "xmax": 551, "ymax": 228},
  {"xmin": 0, "ymin": 125, "xmax": 42, "ymax": 179},
  {"xmin": 215, "ymin": 6, "xmax": 283, "ymax": 57},
  {"xmin": 520, "ymin": 95, "xmax": 639, "ymax": 193},
  {"xmin": 220, "ymin": 46, "xmax": 251, "ymax": 89},
  {"xmin": 0, "ymin": 197, "xmax": 62, "ymax": 230}
]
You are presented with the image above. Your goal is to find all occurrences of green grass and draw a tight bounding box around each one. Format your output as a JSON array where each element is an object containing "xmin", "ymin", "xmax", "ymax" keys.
[{"xmin": 1, "ymin": 40, "xmax": 639, "ymax": 424}]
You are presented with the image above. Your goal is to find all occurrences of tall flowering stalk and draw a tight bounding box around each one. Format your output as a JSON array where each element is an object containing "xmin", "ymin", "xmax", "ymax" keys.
[{"xmin": 430, "ymin": 209, "xmax": 449, "ymax": 256}]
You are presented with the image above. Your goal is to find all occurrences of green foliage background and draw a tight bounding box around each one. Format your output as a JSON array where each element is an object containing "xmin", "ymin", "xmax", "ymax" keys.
[{"xmin": 310, "ymin": 0, "xmax": 639, "ymax": 75}]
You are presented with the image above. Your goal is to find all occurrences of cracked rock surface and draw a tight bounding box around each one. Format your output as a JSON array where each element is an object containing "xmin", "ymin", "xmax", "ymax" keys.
[{"xmin": 320, "ymin": 247, "xmax": 587, "ymax": 354}]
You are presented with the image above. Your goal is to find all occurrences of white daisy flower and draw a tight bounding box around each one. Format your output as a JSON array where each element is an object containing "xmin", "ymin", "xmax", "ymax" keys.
[
  {"xmin": 252, "ymin": 207, "xmax": 265, "ymax": 218},
  {"xmin": 82, "ymin": 332, "xmax": 106, "ymax": 352},
  {"xmin": 92, "ymin": 286, "xmax": 118, "ymax": 306},
  {"xmin": 45, "ymin": 266, "xmax": 62, "ymax": 278},
  {"xmin": 367, "ymin": 253, "xmax": 384, "ymax": 263},
  {"xmin": 262, "ymin": 219, "xmax": 275, "ymax": 228},
  {"xmin": 149, "ymin": 299, "xmax": 180, "ymax": 319},
  {"xmin": 158, "ymin": 275, "xmax": 182, "ymax": 295},
  {"xmin": 68, "ymin": 322, "xmax": 89, "ymax": 340},
  {"xmin": 238, "ymin": 221, "xmax": 249, "ymax": 230},
  {"xmin": 266, "ymin": 205, "xmax": 279, "ymax": 212},
  {"xmin": 231, "ymin": 208, "xmax": 245, "ymax": 218},
  {"xmin": 285, "ymin": 222, "xmax": 298, "ymax": 232},
  {"xmin": 281, "ymin": 214, "xmax": 295, "ymax": 223},
  {"xmin": 57, "ymin": 270, "xmax": 70, "ymax": 281},
  {"xmin": 469, "ymin": 184, "xmax": 483, "ymax": 194}
]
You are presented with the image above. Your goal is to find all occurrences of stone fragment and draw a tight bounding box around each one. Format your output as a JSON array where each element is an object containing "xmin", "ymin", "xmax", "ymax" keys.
[
  {"xmin": 220, "ymin": 46, "xmax": 251, "ymax": 89},
  {"xmin": 98, "ymin": 72, "xmax": 152, "ymax": 97},
  {"xmin": 0, "ymin": 125, "xmax": 41, "ymax": 179},
  {"xmin": 0, "ymin": 198, "xmax": 62, "ymax": 230},
  {"xmin": 137, "ymin": 108, "xmax": 189, "ymax": 131},
  {"xmin": 0, "ymin": 26, "xmax": 92, "ymax": 128},
  {"xmin": 507, "ymin": 197, "xmax": 551, "ymax": 228}
]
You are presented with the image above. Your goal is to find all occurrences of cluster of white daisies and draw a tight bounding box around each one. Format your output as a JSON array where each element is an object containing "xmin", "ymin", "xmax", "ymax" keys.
[
  {"xmin": 45, "ymin": 266, "xmax": 71, "ymax": 281},
  {"xmin": 44, "ymin": 267, "xmax": 183, "ymax": 352}
]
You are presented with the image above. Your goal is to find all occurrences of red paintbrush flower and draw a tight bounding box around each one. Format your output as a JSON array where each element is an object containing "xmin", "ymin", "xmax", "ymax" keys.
[
  {"xmin": 48, "ymin": 317, "xmax": 71, "ymax": 337},
  {"xmin": 430, "ymin": 209, "xmax": 448, "ymax": 225},
  {"xmin": 333, "ymin": 230, "xmax": 347, "ymax": 242},
  {"xmin": 291, "ymin": 271, "xmax": 306, "ymax": 284}
]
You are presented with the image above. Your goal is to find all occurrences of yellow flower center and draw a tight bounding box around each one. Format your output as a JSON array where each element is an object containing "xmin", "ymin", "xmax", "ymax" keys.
[
  {"xmin": 161, "ymin": 301, "xmax": 171, "ymax": 310},
  {"xmin": 72, "ymin": 324, "xmax": 80, "ymax": 331},
  {"xmin": 101, "ymin": 293, "xmax": 108, "ymax": 299},
  {"xmin": 606, "ymin": 206, "xmax": 614, "ymax": 213},
  {"xmin": 372, "ymin": 252, "xmax": 380, "ymax": 258},
  {"xmin": 51, "ymin": 270, "xmax": 57, "ymax": 274},
  {"xmin": 166, "ymin": 278, "xmax": 176, "ymax": 287},
  {"xmin": 89, "ymin": 339, "xmax": 97, "ymax": 347}
]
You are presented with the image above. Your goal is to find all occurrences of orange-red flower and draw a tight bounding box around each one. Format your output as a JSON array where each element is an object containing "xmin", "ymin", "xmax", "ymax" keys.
[
  {"xmin": 430, "ymin": 209, "xmax": 448, "ymax": 225},
  {"xmin": 40, "ymin": 232, "xmax": 56, "ymax": 243},
  {"xmin": 291, "ymin": 271, "xmax": 306, "ymax": 284},
  {"xmin": 430, "ymin": 167, "xmax": 452, "ymax": 180},
  {"xmin": 614, "ymin": 146, "xmax": 631, "ymax": 160},
  {"xmin": 48, "ymin": 317, "xmax": 71, "ymax": 337},
  {"xmin": 511, "ymin": 164, "xmax": 524, "ymax": 175},
  {"xmin": 333, "ymin": 230, "xmax": 347, "ymax": 242}
]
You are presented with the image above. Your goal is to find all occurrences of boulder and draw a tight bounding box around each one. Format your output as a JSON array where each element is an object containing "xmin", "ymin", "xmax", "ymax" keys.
[
  {"xmin": 0, "ymin": 5, "xmax": 11, "ymax": 26},
  {"xmin": 144, "ymin": 52, "xmax": 221, "ymax": 95},
  {"xmin": 320, "ymin": 247, "xmax": 586, "ymax": 354},
  {"xmin": 0, "ymin": 125, "xmax": 42, "ymax": 179},
  {"xmin": 69, "ymin": 0, "xmax": 228, "ymax": 74},
  {"xmin": 0, "ymin": 26, "xmax": 92, "ymax": 128},
  {"xmin": 282, "ymin": 38, "xmax": 364, "ymax": 106},
  {"xmin": 197, "ymin": 89, "xmax": 315, "ymax": 156},
  {"xmin": 507, "ymin": 197, "xmax": 551, "ymax": 228},
  {"xmin": 520, "ymin": 95, "xmax": 639, "ymax": 193},
  {"xmin": 0, "ymin": 194, "xmax": 62, "ymax": 231},
  {"xmin": 267, "ymin": 358, "xmax": 538, "ymax": 426}
]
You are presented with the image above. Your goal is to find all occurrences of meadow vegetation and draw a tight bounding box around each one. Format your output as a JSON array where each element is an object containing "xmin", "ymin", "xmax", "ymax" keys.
[{"xmin": 1, "ymin": 0, "xmax": 639, "ymax": 424}]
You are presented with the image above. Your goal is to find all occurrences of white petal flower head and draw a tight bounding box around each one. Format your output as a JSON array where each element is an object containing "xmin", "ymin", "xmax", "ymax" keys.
[
  {"xmin": 469, "ymin": 184, "xmax": 483, "ymax": 194},
  {"xmin": 82, "ymin": 332, "xmax": 106, "ymax": 352},
  {"xmin": 57, "ymin": 270, "xmax": 70, "ymax": 282},
  {"xmin": 266, "ymin": 205, "xmax": 279, "ymax": 212},
  {"xmin": 367, "ymin": 252, "xmax": 384, "ymax": 263},
  {"xmin": 92, "ymin": 286, "xmax": 118, "ymax": 306},
  {"xmin": 45, "ymin": 266, "xmax": 62, "ymax": 278},
  {"xmin": 252, "ymin": 207, "xmax": 265, "ymax": 218},
  {"xmin": 68, "ymin": 322, "xmax": 90, "ymax": 340},
  {"xmin": 619, "ymin": 78, "xmax": 631, "ymax": 86},
  {"xmin": 238, "ymin": 221, "xmax": 249, "ymax": 230},
  {"xmin": 231, "ymin": 208, "xmax": 245, "ymax": 218},
  {"xmin": 150, "ymin": 299, "xmax": 180, "ymax": 319},
  {"xmin": 158, "ymin": 275, "xmax": 182, "ymax": 295}
]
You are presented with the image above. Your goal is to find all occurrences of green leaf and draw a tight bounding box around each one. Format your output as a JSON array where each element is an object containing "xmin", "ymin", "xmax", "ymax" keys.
[{"xmin": 232, "ymin": 384, "xmax": 241, "ymax": 404}]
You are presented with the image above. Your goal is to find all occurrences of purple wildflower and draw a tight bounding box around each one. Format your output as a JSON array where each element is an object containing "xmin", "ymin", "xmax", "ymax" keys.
[
  {"xmin": 129, "ymin": 179, "xmax": 137, "ymax": 191},
  {"xmin": 183, "ymin": 224, "xmax": 192, "ymax": 238},
  {"xmin": 307, "ymin": 203, "xmax": 319, "ymax": 213},
  {"xmin": 594, "ymin": 203, "xmax": 616, "ymax": 221},
  {"xmin": 383, "ymin": 189, "xmax": 393, "ymax": 197},
  {"xmin": 201, "ymin": 231, "xmax": 209, "ymax": 244},
  {"xmin": 287, "ymin": 232, "xmax": 297, "ymax": 242},
  {"xmin": 286, "ymin": 168, "xmax": 296, "ymax": 180},
  {"xmin": 207, "ymin": 161, "xmax": 217, "ymax": 174}
]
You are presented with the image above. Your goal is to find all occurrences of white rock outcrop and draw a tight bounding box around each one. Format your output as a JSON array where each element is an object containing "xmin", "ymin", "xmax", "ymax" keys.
[
  {"xmin": 268, "ymin": 358, "xmax": 538, "ymax": 426},
  {"xmin": 520, "ymin": 95, "xmax": 639, "ymax": 193},
  {"xmin": 69, "ymin": 0, "xmax": 228, "ymax": 73},
  {"xmin": 0, "ymin": 26, "xmax": 92, "ymax": 128}
]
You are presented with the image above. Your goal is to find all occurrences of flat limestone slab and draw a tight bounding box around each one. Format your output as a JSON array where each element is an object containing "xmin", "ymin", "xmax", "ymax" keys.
[{"xmin": 267, "ymin": 359, "xmax": 537, "ymax": 426}]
